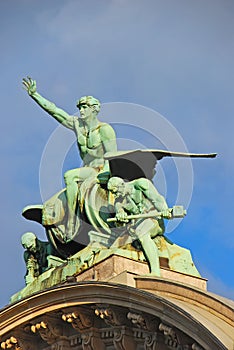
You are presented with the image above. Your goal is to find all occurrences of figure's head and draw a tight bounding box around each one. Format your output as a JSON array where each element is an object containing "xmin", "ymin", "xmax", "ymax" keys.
[
  {"xmin": 21, "ymin": 232, "xmax": 37, "ymax": 253},
  {"xmin": 107, "ymin": 177, "xmax": 126, "ymax": 198},
  {"xmin": 76, "ymin": 96, "xmax": 100, "ymax": 119}
]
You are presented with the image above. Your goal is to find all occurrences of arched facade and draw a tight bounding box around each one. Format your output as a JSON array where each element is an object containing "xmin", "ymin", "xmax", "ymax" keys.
[{"xmin": 0, "ymin": 279, "xmax": 233, "ymax": 350}]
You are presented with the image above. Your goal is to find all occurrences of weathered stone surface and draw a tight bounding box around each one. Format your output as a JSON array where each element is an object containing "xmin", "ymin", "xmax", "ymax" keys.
[
  {"xmin": 10, "ymin": 242, "xmax": 204, "ymax": 303},
  {"xmin": 1, "ymin": 281, "xmax": 233, "ymax": 350}
]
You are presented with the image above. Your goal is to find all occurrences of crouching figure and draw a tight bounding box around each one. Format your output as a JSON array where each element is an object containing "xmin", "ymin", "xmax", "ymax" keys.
[{"xmin": 107, "ymin": 177, "xmax": 172, "ymax": 276}]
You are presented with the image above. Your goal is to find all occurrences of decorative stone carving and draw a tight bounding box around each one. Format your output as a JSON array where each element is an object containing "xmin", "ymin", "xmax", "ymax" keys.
[
  {"xmin": 1, "ymin": 327, "xmax": 37, "ymax": 350},
  {"xmin": 30, "ymin": 315, "xmax": 68, "ymax": 345},
  {"xmin": 127, "ymin": 311, "xmax": 157, "ymax": 332},
  {"xmin": 127, "ymin": 312, "xmax": 147, "ymax": 329},
  {"xmin": 69, "ymin": 335, "xmax": 82, "ymax": 347},
  {"xmin": 113, "ymin": 328, "xmax": 136, "ymax": 350},
  {"xmin": 1, "ymin": 337, "xmax": 21, "ymax": 350},
  {"xmin": 80, "ymin": 331, "xmax": 105, "ymax": 350},
  {"xmin": 62, "ymin": 308, "xmax": 93, "ymax": 331},
  {"xmin": 31, "ymin": 321, "xmax": 47, "ymax": 333},
  {"xmin": 159, "ymin": 322, "xmax": 179, "ymax": 348},
  {"xmin": 95, "ymin": 307, "xmax": 116, "ymax": 326},
  {"xmin": 144, "ymin": 333, "xmax": 158, "ymax": 350},
  {"xmin": 94, "ymin": 305, "xmax": 125, "ymax": 327}
]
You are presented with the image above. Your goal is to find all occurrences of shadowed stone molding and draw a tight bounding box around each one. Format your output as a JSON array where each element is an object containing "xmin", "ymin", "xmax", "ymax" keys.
[{"xmin": 1, "ymin": 282, "xmax": 233, "ymax": 349}]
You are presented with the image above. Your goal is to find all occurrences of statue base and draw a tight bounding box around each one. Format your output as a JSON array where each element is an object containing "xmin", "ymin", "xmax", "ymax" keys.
[
  {"xmin": 10, "ymin": 236, "xmax": 207, "ymax": 303},
  {"xmin": 73, "ymin": 253, "xmax": 207, "ymax": 291}
]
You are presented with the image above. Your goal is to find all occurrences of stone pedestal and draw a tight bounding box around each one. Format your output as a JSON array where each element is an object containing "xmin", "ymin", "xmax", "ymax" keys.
[{"xmin": 74, "ymin": 253, "xmax": 207, "ymax": 291}]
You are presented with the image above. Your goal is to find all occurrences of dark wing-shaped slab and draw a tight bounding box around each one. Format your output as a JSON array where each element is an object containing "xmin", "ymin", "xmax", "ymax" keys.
[{"xmin": 105, "ymin": 149, "xmax": 217, "ymax": 181}]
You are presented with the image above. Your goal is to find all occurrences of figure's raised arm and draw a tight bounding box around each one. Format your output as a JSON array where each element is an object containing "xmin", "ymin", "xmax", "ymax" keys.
[{"xmin": 22, "ymin": 77, "xmax": 74, "ymax": 129}]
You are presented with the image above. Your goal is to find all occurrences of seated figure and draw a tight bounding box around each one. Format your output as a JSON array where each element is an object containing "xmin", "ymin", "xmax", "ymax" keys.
[{"xmin": 23, "ymin": 77, "xmax": 117, "ymax": 241}]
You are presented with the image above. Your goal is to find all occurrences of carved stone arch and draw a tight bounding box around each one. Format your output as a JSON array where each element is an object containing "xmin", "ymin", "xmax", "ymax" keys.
[{"xmin": 0, "ymin": 282, "xmax": 233, "ymax": 350}]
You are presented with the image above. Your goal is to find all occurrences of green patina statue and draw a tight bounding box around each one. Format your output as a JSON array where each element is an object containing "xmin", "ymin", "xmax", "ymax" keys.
[
  {"xmin": 17, "ymin": 78, "xmax": 216, "ymax": 293},
  {"xmin": 22, "ymin": 77, "xmax": 117, "ymax": 241},
  {"xmin": 107, "ymin": 177, "xmax": 172, "ymax": 276},
  {"xmin": 21, "ymin": 232, "xmax": 60, "ymax": 285}
]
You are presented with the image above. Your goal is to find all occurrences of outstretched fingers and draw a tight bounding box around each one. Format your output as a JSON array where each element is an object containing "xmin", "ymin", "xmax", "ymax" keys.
[
  {"xmin": 22, "ymin": 76, "xmax": 36, "ymax": 94},
  {"xmin": 27, "ymin": 76, "xmax": 34, "ymax": 84},
  {"xmin": 22, "ymin": 78, "xmax": 29, "ymax": 90}
]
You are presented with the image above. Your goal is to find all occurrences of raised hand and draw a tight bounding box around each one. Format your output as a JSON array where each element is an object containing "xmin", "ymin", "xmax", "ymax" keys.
[{"xmin": 22, "ymin": 76, "xmax": 37, "ymax": 96}]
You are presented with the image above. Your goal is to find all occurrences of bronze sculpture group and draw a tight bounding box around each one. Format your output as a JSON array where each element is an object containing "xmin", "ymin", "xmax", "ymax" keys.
[{"xmin": 21, "ymin": 77, "xmax": 216, "ymax": 285}]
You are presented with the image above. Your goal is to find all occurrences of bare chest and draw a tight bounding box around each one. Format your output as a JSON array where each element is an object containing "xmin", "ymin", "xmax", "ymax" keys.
[{"xmin": 78, "ymin": 127, "xmax": 102, "ymax": 149}]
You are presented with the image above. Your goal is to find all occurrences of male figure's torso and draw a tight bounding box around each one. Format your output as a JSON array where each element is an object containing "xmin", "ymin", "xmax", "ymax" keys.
[{"xmin": 73, "ymin": 118, "xmax": 108, "ymax": 168}]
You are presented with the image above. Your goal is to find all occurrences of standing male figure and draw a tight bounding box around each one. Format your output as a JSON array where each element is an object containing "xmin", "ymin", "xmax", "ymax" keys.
[
  {"xmin": 107, "ymin": 177, "xmax": 171, "ymax": 276},
  {"xmin": 23, "ymin": 77, "xmax": 117, "ymax": 241}
]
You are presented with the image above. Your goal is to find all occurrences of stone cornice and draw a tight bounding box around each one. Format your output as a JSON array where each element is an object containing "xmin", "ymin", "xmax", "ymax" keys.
[{"xmin": 0, "ymin": 281, "xmax": 233, "ymax": 349}]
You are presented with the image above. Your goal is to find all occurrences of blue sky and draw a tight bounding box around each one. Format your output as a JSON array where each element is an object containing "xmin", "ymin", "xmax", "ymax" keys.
[{"xmin": 0, "ymin": 0, "xmax": 234, "ymax": 307}]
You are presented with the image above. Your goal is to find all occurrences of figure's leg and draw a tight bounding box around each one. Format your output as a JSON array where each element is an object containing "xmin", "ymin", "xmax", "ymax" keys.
[
  {"xmin": 64, "ymin": 167, "xmax": 97, "ymax": 241},
  {"xmin": 139, "ymin": 234, "xmax": 160, "ymax": 275},
  {"xmin": 135, "ymin": 219, "xmax": 163, "ymax": 276},
  {"xmin": 64, "ymin": 169, "xmax": 79, "ymax": 212}
]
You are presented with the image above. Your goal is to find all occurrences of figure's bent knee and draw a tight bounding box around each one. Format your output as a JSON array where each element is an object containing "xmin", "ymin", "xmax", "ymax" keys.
[
  {"xmin": 64, "ymin": 167, "xmax": 98, "ymax": 185},
  {"xmin": 64, "ymin": 169, "xmax": 79, "ymax": 185}
]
